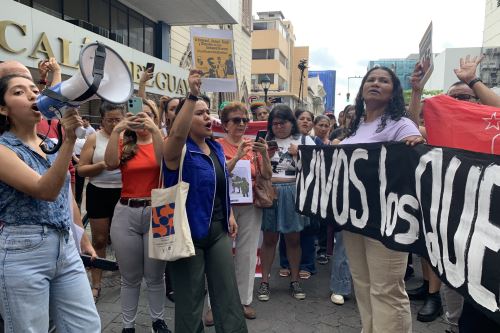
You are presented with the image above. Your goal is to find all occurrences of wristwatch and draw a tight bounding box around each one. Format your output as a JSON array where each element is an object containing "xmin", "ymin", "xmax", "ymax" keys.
[
  {"xmin": 467, "ymin": 77, "xmax": 482, "ymax": 89},
  {"xmin": 187, "ymin": 94, "xmax": 199, "ymax": 102}
]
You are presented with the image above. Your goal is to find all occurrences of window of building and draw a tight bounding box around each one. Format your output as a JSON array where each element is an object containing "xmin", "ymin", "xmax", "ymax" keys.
[
  {"xmin": 89, "ymin": 0, "xmax": 110, "ymax": 35},
  {"xmin": 279, "ymin": 50, "xmax": 288, "ymax": 68},
  {"xmin": 252, "ymin": 21, "xmax": 275, "ymax": 30},
  {"xmin": 63, "ymin": 0, "xmax": 88, "ymax": 21},
  {"xmin": 252, "ymin": 49, "xmax": 275, "ymax": 60},
  {"xmin": 110, "ymin": 1, "xmax": 128, "ymax": 45},
  {"xmin": 144, "ymin": 18, "xmax": 155, "ymax": 56},
  {"xmin": 278, "ymin": 75, "xmax": 287, "ymax": 91},
  {"xmin": 33, "ymin": 0, "xmax": 62, "ymax": 18},
  {"xmin": 128, "ymin": 11, "xmax": 144, "ymax": 52},
  {"xmin": 253, "ymin": 74, "xmax": 275, "ymax": 84}
]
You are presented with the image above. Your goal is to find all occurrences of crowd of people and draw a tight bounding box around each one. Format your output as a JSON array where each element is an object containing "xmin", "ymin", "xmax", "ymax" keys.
[{"xmin": 0, "ymin": 52, "xmax": 499, "ymax": 333}]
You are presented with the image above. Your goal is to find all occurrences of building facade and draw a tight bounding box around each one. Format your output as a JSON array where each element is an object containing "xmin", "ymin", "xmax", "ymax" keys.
[
  {"xmin": 425, "ymin": 47, "xmax": 482, "ymax": 91},
  {"xmin": 308, "ymin": 70, "xmax": 336, "ymax": 112},
  {"xmin": 483, "ymin": 0, "xmax": 500, "ymax": 47},
  {"xmin": 367, "ymin": 56, "xmax": 418, "ymax": 91},
  {"xmin": 250, "ymin": 11, "xmax": 309, "ymax": 110},
  {"xmin": 1, "ymin": 0, "xmax": 244, "ymax": 122}
]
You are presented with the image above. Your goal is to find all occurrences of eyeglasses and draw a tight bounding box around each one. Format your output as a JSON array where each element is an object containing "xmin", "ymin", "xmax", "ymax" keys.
[
  {"xmin": 450, "ymin": 94, "xmax": 478, "ymax": 102},
  {"xmin": 272, "ymin": 120, "xmax": 288, "ymax": 127},
  {"xmin": 229, "ymin": 117, "xmax": 250, "ymax": 124}
]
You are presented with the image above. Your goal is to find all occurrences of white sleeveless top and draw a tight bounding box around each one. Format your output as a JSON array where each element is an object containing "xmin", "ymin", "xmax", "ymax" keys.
[{"xmin": 89, "ymin": 131, "xmax": 122, "ymax": 188}]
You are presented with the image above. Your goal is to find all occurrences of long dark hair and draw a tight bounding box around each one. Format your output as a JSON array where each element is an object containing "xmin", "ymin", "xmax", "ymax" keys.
[
  {"xmin": 0, "ymin": 74, "xmax": 33, "ymax": 134},
  {"xmin": 348, "ymin": 66, "xmax": 406, "ymax": 137},
  {"xmin": 266, "ymin": 104, "xmax": 299, "ymax": 140}
]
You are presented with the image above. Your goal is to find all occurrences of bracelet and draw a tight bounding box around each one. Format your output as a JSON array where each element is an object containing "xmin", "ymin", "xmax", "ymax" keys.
[
  {"xmin": 467, "ymin": 77, "xmax": 482, "ymax": 89},
  {"xmin": 187, "ymin": 94, "xmax": 199, "ymax": 102},
  {"xmin": 38, "ymin": 79, "xmax": 47, "ymax": 85}
]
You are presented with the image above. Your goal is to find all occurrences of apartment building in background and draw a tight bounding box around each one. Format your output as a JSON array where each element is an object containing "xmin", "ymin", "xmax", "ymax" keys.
[{"xmin": 251, "ymin": 11, "xmax": 310, "ymax": 109}]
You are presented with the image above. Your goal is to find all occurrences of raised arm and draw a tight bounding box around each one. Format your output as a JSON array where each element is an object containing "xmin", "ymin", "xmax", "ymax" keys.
[
  {"xmin": 163, "ymin": 70, "xmax": 202, "ymax": 170},
  {"xmin": 407, "ymin": 62, "xmax": 425, "ymax": 125},
  {"xmin": 138, "ymin": 68, "xmax": 154, "ymax": 99},
  {"xmin": 454, "ymin": 55, "xmax": 500, "ymax": 107},
  {"xmin": 0, "ymin": 110, "xmax": 82, "ymax": 201},
  {"xmin": 76, "ymin": 133, "xmax": 107, "ymax": 177}
]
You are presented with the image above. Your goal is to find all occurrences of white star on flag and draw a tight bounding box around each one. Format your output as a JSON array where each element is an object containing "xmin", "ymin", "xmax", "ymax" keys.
[{"xmin": 483, "ymin": 112, "xmax": 500, "ymax": 130}]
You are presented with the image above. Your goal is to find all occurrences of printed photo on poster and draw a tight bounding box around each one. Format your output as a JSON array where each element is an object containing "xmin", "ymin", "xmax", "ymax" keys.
[
  {"xmin": 190, "ymin": 27, "xmax": 237, "ymax": 92},
  {"xmin": 229, "ymin": 160, "xmax": 253, "ymax": 204}
]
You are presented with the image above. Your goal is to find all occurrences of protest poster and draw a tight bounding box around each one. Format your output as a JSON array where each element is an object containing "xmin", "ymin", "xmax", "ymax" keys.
[
  {"xmin": 190, "ymin": 27, "xmax": 237, "ymax": 92},
  {"xmin": 424, "ymin": 94, "xmax": 500, "ymax": 155},
  {"xmin": 419, "ymin": 22, "xmax": 434, "ymax": 85},
  {"xmin": 296, "ymin": 142, "xmax": 500, "ymax": 323},
  {"xmin": 228, "ymin": 160, "xmax": 253, "ymax": 204}
]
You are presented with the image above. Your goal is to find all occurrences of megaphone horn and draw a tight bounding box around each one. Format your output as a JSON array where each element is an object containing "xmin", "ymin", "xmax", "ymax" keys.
[{"xmin": 35, "ymin": 42, "xmax": 133, "ymax": 153}]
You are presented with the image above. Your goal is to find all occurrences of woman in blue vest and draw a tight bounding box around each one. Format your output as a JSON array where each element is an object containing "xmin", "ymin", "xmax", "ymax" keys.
[
  {"xmin": 163, "ymin": 70, "xmax": 247, "ymax": 333},
  {"xmin": 0, "ymin": 74, "xmax": 100, "ymax": 332}
]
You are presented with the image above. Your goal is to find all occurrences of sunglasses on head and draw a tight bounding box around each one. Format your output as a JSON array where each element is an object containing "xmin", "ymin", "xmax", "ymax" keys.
[{"xmin": 229, "ymin": 117, "xmax": 250, "ymax": 124}]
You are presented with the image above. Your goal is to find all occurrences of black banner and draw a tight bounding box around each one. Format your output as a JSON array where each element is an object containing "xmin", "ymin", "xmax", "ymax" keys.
[{"xmin": 296, "ymin": 142, "xmax": 500, "ymax": 323}]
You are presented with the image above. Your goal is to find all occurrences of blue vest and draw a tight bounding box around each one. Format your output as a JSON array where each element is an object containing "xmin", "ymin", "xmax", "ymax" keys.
[
  {"xmin": 163, "ymin": 137, "xmax": 230, "ymax": 240},
  {"xmin": 0, "ymin": 132, "xmax": 72, "ymax": 230}
]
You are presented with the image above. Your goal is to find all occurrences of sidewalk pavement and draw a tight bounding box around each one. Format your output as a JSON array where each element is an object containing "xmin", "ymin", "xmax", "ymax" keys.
[{"xmin": 94, "ymin": 254, "xmax": 450, "ymax": 332}]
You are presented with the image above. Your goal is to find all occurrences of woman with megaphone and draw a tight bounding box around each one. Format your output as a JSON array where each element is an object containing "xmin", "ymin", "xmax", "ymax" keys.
[
  {"xmin": 104, "ymin": 98, "xmax": 171, "ymax": 333},
  {"xmin": 0, "ymin": 74, "xmax": 101, "ymax": 332}
]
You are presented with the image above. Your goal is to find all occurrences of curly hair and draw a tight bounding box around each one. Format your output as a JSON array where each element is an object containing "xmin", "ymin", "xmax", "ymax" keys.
[
  {"xmin": 348, "ymin": 66, "xmax": 406, "ymax": 137},
  {"xmin": 120, "ymin": 98, "xmax": 159, "ymax": 164}
]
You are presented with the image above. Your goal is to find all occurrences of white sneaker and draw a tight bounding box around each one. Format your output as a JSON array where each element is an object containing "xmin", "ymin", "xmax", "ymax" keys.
[{"xmin": 330, "ymin": 293, "xmax": 344, "ymax": 305}]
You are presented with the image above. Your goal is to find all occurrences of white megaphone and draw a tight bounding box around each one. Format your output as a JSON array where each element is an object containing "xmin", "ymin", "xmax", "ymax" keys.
[{"xmin": 36, "ymin": 42, "xmax": 133, "ymax": 150}]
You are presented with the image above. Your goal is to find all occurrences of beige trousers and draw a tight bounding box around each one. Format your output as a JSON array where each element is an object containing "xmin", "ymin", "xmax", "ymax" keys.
[{"xmin": 343, "ymin": 231, "xmax": 411, "ymax": 333}]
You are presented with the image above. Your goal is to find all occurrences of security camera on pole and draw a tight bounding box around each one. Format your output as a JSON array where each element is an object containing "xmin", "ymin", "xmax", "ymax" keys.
[{"xmin": 298, "ymin": 59, "xmax": 308, "ymax": 106}]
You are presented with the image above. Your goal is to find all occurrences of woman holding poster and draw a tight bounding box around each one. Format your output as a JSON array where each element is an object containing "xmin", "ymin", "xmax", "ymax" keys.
[
  {"xmin": 340, "ymin": 67, "xmax": 423, "ymax": 333},
  {"xmin": 163, "ymin": 71, "xmax": 247, "ymax": 333},
  {"xmin": 206, "ymin": 102, "xmax": 272, "ymax": 322}
]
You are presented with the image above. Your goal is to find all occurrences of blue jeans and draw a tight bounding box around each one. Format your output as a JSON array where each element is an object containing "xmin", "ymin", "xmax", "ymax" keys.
[
  {"xmin": 330, "ymin": 232, "xmax": 352, "ymax": 295},
  {"xmin": 279, "ymin": 231, "xmax": 317, "ymax": 274},
  {"xmin": 0, "ymin": 224, "xmax": 100, "ymax": 333}
]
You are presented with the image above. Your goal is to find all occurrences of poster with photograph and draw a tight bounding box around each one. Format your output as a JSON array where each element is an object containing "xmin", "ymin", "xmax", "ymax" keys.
[
  {"xmin": 190, "ymin": 27, "xmax": 237, "ymax": 92},
  {"xmin": 418, "ymin": 22, "xmax": 434, "ymax": 85},
  {"xmin": 228, "ymin": 160, "xmax": 253, "ymax": 204}
]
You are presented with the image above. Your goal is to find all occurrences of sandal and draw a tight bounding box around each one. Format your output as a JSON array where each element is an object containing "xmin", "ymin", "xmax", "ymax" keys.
[
  {"xmin": 92, "ymin": 286, "xmax": 101, "ymax": 304},
  {"xmin": 279, "ymin": 268, "xmax": 291, "ymax": 277},
  {"xmin": 299, "ymin": 270, "xmax": 311, "ymax": 279}
]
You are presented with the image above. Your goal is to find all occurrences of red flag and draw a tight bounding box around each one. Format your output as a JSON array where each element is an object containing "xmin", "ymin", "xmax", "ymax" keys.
[
  {"xmin": 211, "ymin": 120, "xmax": 268, "ymax": 139},
  {"xmin": 423, "ymin": 94, "xmax": 500, "ymax": 155}
]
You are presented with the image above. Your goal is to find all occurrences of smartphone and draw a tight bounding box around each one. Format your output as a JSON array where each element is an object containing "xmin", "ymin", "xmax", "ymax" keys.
[
  {"xmin": 127, "ymin": 97, "xmax": 143, "ymax": 115},
  {"xmin": 146, "ymin": 62, "xmax": 155, "ymax": 73},
  {"xmin": 81, "ymin": 255, "xmax": 119, "ymax": 271},
  {"xmin": 255, "ymin": 130, "xmax": 267, "ymax": 142},
  {"xmin": 267, "ymin": 140, "xmax": 278, "ymax": 149}
]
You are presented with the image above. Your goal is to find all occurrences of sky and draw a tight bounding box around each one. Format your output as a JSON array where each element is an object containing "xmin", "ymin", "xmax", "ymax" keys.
[{"xmin": 252, "ymin": 0, "xmax": 486, "ymax": 113}]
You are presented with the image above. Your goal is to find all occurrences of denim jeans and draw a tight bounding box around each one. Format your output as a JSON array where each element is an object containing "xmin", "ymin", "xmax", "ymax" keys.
[
  {"xmin": 0, "ymin": 224, "xmax": 100, "ymax": 333},
  {"xmin": 279, "ymin": 231, "xmax": 317, "ymax": 274},
  {"xmin": 330, "ymin": 232, "xmax": 352, "ymax": 295}
]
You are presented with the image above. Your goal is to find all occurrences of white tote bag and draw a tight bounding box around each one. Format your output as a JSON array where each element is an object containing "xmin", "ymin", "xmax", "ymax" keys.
[{"xmin": 149, "ymin": 145, "xmax": 195, "ymax": 261}]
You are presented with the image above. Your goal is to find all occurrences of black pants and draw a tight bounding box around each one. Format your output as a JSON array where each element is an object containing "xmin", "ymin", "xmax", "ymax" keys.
[{"xmin": 74, "ymin": 156, "xmax": 84, "ymax": 207}]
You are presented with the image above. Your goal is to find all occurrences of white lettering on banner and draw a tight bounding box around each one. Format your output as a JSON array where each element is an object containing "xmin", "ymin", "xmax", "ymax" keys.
[
  {"xmin": 321, "ymin": 149, "xmax": 338, "ymax": 219},
  {"xmin": 349, "ymin": 149, "xmax": 369, "ymax": 228},
  {"xmin": 468, "ymin": 165, "xmax": 500, "ymax": 312},
  {"xmin": 297, "ymin": 144, "xmax": 500, "ymax": 318},
  {"xmin": 332, "ymin": 149, "xmax": 349, "ymax": 224},
  {"xmin": 415, "ymin": 148, "xmax": 444, "ymax": 274},
  {"xmin": 439, "ymin": 159, "xmax": 480, "ymax": 288}
]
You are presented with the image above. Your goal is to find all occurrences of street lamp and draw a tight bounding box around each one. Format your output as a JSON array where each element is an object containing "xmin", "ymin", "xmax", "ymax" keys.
[{"xmin": 260, "ymin": 75, "xmax": 271, "ymax": 104}]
